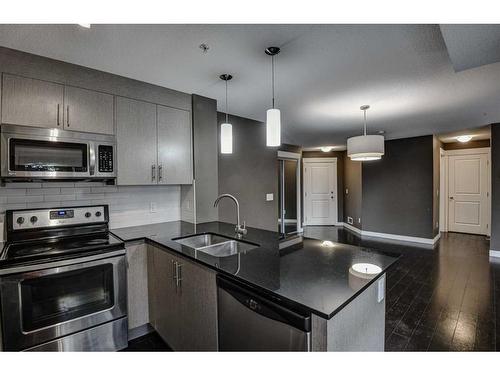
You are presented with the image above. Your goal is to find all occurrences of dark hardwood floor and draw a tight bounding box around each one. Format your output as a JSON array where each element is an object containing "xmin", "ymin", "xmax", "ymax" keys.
[
  {"xmin": 125, "ymin": 227, "xmax": 498, "ymax": 351},
  {"xmin": 304, "ymin": 226, "xmax": 499, "ymax": 351}
]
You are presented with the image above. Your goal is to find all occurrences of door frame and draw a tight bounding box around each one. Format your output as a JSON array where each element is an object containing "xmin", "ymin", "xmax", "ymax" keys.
[
  {"xmin": 302, "ymin": 157, "xmax": 338, "ymax": 226},
  {"xmin": 277, "ymin": 151, "xmax": 302, "ymax": 233},
  {"xmin": 440, "ymin": 147, "xmax": 491, "ymax": 236}
]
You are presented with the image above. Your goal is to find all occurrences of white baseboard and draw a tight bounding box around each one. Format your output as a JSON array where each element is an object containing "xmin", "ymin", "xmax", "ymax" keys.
[
  {"xmin": 342, "ymin": 222, "xmax": 440, "ymax": 245},
  {"xmin": 489, "ymin": 250, "xmax": 500, "ymax": 258}
]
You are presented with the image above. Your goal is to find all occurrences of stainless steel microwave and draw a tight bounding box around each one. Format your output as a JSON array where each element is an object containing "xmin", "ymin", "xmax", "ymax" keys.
[{"xmin": 1, "ymin": 125, "xmax": 116, "ymax": 180}]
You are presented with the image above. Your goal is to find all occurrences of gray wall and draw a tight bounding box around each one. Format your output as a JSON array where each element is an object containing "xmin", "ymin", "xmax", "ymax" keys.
[
  {"xmin": 217, "ymin": 113, "xmax": 278, "ymax": 231},
  {"xmin": 344, "ymin": 156, "xmax": 363, "ymax": 229},
  {"xmin": 362, "ymin": 135, "xmax": 435, "ymax": 238},
  {"xmin": 182, "ymin": 95, "xmax": 219, "ymax": 223},
  {"xmin": 490, "ymin": 124, "xmax": 500, "ymax": 250}
]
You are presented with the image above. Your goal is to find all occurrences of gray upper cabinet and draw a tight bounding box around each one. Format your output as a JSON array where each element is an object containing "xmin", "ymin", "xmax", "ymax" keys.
[
  {"xmin": 157, "ymin": 105, "xmax": 193, "ymax": 185},
  {"xmin": 64, "ymin": 85, "xmax": 114, "ymax": 135},
  {"xmin": 1, "ymin": 73, "xmax": 64, "ymax": 128},
  {"xmin": 116, "ymin": 97, "xmax": 158, "ymax": 185}
]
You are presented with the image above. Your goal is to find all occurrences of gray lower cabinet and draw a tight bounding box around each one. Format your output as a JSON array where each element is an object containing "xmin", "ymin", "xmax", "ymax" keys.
[
  {"xmin": 1, "ymin": 73, "xmax": 64, "ymax": 128},
  {"xmin": 126, "ymin": 242, "xmax": 150, "ymax": 331},
  {"xmin": 116, "ymin": 97, "xmax": 158, "ymax": 185},
  {"xmin": 64, "ymin": 85, "xmax": 114, "ymax": 134},
  {"xmin": 157, "ymin": 105, "xmax": 193, "ymax": 184},
  {"xmin": 148, "ymin": 245, "xmax": 218, "ymax": 351}
]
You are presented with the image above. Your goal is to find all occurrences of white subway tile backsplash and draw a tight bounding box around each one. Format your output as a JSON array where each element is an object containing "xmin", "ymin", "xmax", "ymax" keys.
[
  {"xmin": 0, "ymin": 182, "xmax": 182, "ymax": 228},
  {"xmin": 7, "ymin": 195, "xmax": 44, "ymax": 203},
  {"xmin": 27, "ymin": 188, "xmax": 61, "ymax": 195}
]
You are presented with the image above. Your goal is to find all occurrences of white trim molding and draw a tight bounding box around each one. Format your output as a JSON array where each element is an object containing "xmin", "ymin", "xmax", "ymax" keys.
[
  {"xmin": 342, "ymin": 222, "xmax": 441, "ymax": 245},
  {"xmin": 489, "ymin": 250, "xmax": 500, "ymax": 258}
]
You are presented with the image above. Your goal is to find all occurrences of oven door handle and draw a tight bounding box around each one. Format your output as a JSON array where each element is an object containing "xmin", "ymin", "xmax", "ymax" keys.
[{"xmin": 89, "ymin": 142, "xmax": 96, "ymax": 176}]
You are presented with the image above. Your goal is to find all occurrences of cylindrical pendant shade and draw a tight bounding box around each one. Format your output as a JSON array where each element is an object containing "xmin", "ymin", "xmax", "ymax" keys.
[
  {"xmin": 347, "ymin": 134, "xmax": 384, "ymax": 161},
  {"xmin": 266, "ymin": 108, "xmax": 281, "ymax": 147},
  {"xmin": 220, "ymin": 123, "xmax": 233, "ymax": 154}
]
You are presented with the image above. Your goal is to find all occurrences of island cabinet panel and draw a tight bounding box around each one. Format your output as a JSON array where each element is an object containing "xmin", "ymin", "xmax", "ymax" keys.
[
  {"xmin": 64, "ymin": 85, "xmax": 114, "ymax": 134},
  {"xmin": 157, "ymin": 105, "xmax": 193, "ymax": 185},
  {"xmin": 147, "ymin": 244, "xmax": 218, "ymax": 351},
  {"xmin": 1, "ymin": 73, "xmax": 64, "ymax": 129},
  {"xmin": 311, "ymin": 274, "xmax": 386, "ymax": 352},
  {"xmin": 116, "ymin": 96, "xmax": 158, "ymax": 185},
  {"xmin": 126, "ymin": 242, "xmax": 150, "ymax": 331}
]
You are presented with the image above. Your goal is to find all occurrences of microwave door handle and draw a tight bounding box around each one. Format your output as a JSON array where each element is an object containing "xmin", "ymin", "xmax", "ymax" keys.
[{"xmin": 89, "ymin": 144, "xmax": 96, "ymax": 176}]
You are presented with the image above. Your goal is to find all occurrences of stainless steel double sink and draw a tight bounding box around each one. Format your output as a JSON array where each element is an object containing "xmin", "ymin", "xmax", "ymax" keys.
[{"xmin": 172, "ymin": 233, "xmax": 258, "ymax": 258}]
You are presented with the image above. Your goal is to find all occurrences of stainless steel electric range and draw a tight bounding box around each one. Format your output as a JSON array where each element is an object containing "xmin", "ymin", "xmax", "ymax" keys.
[{"xmin": 0, "ymin": 205, "xmax": 127, "ymax": 352}]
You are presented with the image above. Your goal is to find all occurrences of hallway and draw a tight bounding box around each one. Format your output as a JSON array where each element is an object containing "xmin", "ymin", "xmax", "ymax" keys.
[{"xmin": 303, "ymin": 227, "xmax": 499, "ymax": 351}]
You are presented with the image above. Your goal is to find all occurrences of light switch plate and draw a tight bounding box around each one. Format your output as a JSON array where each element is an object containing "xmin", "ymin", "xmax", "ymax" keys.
[
  {"xmin": 377, "ymin": 275, "xmax": 385, "ymax": 303},
  {"xmin": 266, "ymin": 193, "xmax": 274, "ymax": 201}
]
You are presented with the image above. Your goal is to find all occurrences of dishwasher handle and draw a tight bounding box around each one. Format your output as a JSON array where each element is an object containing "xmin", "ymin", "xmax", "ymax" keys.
[{"xmin": 217, "ymin": 275, "xmax": 311, "ymax": 332}]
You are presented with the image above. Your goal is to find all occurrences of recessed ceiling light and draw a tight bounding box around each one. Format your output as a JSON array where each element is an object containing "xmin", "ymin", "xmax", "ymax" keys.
[
  {"xmin": 78, "ymin": 24, "xmax": 91, "ymax": 29},
  {"xmin": 320, "ymin": 146, "xmax": 333, "ymax": 152},
  {"xmin": 457, "ymin": 135, "xmax": 473, "ymax": 143}
]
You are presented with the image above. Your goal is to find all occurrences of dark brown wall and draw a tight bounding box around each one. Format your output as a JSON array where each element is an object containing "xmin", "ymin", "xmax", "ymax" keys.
[
  {"xmin": 442, "ymin": 139, "xmax": 490, "ymax": 150},
  {"xmin": 490, "ymin": 124, "xmax": 500, "ymax": 250},
  {"xmin": 362, "ymin": 135, "xmax": 435, "ymax": 238},
  {"xmin": 302, "ymin": 150, "xmax": 345, "ymax": 222},
  {"xmin": 217, "ymin": 112, "xmax": 278, "ymax": 231},
  {"xmin": 432, "ymin": 136, "xmax": 440, "ymax": 237},
  {"xmin": 344, "ymin": 156, "xmax": 363, "ymax": 229}
]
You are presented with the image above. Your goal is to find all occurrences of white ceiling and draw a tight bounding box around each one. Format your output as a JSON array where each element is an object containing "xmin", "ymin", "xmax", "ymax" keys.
[{"xmin": 0, "ymin": 24, "xmax": 499, "ymax": 147}]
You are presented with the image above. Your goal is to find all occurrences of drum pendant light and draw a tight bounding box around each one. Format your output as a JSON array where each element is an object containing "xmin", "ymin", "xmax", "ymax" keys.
[
  {"xmin": 265, "ymin": 46, "xmax": 281, "ymax": 147},
  {"xmin": 220, "ymin": 74, "xmax": 233, "ymax": 154},
  {"xmin": 347, "ymin": 105, "xmax": 384, "ymax": 161}
]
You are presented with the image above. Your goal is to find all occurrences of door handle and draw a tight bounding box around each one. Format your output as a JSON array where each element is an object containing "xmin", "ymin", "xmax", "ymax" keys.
[
  {"xmin": 57, "ymin": 104, "xmax": 60, "ymax": 126},
  {"xmin": 449, "ymin": 197, "xmax": 454, "ymax": 200},
  {"xmin": 158, "ymin": 164, "xmax": 163, "ymax": 182},
  {"xmin": 151, "ymin": 164, "xmax": 156, "ymax": 182},
  {"xmin": 172, "ymin": 260, "xmax": 177, "ymax": 283},
  {"xmin": 66, "ymin": 105, "xmax": 70, "ymax": 127},
  {"xmin": 176, "ymin": 262, "xmax": 183, "ymax": 289}
]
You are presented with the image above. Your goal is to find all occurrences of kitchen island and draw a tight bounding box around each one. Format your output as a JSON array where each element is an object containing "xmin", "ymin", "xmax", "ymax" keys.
[{"xmin": 112, "ymin": 221, "xmax": 399, "ymax": 351}]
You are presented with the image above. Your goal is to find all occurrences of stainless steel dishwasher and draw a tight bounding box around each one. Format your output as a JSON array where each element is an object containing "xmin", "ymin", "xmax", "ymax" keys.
[{"xmin": 217, "ymin": 275, "xmax": 311, "ymax": 351}]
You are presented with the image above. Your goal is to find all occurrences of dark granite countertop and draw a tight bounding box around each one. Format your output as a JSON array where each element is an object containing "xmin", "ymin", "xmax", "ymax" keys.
[{"xmin": 111, "ymin": 221, "xmax": 399, "ymax": 319}]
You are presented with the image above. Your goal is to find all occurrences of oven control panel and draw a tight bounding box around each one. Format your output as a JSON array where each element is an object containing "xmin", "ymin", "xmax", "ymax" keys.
[
  {"xmin": 98, "ymin": 145, "xmax": 114, "ymax": 173},
  {"xmin": 11, "ymin": 206, "xmax": 107, "ymax": 230}
]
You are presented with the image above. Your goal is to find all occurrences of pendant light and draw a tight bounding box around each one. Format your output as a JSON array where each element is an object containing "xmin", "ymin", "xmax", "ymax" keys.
[
  {"xmin": 347, "ymin": 105, "xmax": 384, "ymax": 161},
  {"xmin": 265, "ymin": 46, "xmax": 281, "ymax": 147},
  {"xmin": 220, "ymin": 74, "xmax": 233, "ymax": 154}
]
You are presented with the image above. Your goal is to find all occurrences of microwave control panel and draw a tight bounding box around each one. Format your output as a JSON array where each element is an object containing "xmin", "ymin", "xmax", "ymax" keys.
[{"xmin": 98, "ymin": 145, "xmax": 114, "ymax": 173}]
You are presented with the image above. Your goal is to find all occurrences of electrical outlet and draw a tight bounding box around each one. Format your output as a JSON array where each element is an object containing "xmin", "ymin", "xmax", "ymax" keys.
[
  {"xmin": 347, "ymin": 216, "xmax": 353, "ymax": 224},
  {"xmin": 150, "ymin": 202, "xmax": 157, "ymax": 213},
  {"xmin": 358, "ymin": 218, "xmax": 361, "ymax": 224},
  {"xmin": 345, "ymin": 188, "xmax": 349, "ymax": 195},
  {"xmin": 266, "ymin": 193, "xmax": 274, "ymax": 201}
]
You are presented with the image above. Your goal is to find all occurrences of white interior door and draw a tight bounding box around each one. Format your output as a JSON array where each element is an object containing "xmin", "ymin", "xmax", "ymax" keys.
[
  {"xmin": 304, "ymin": 159, "xmax": 337, "ymax": 225},
  {"xmin": 448, "ymin": 153, "xmax": 489, "ymax": 235}
]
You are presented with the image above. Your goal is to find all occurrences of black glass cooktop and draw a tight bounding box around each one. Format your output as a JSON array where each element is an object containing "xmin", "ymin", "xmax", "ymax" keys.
[{"xmin": 1, "ymin": 232, "xmax": 124, "ymax": 263}]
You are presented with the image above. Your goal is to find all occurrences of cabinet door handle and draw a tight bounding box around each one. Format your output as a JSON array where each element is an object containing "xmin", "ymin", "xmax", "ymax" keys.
[
  {"xmin": 57, "ymin": 104, "xmax": 60, "ymax": 126},
  {"xmin": 158, "ymin": 164, "xmax": 163, "ymax": 182},
  {"xmin": 151, "ymin": 164, "xmax": 156, "ymax": 182},
  {"xmin": 176, "ymin": 262, "xmax": 183, "ymax": 289},
  {"xmin": 66, "ymin": 105, "xmax": 70, "ymax": 127},
  {"xmin": 172, "ymin": 260, "xmax": 177, "ymax": 282}
]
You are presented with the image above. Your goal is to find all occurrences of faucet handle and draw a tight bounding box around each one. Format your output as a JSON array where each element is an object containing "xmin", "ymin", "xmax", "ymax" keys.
[{"xmin": 242, "ymin": 221, "xmax": 246, "ymax": 229}]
